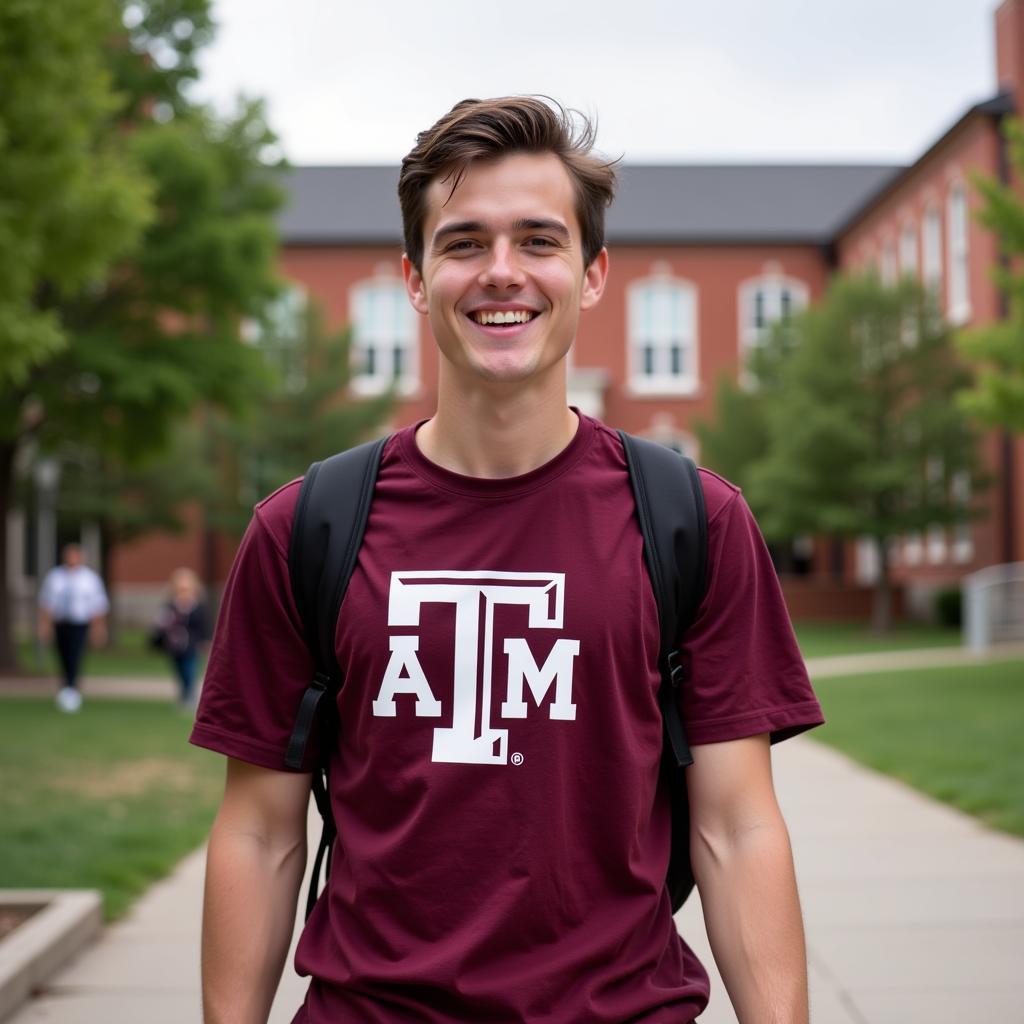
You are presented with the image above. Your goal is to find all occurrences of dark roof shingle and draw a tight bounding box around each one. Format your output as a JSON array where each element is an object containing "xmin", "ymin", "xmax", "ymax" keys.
[{"xmin": 279, "ymin": 163, "xmax": 901, "ymax": 247}]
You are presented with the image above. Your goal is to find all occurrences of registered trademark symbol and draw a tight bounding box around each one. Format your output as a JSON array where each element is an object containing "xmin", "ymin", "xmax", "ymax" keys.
[{"xmin": 511, "ymin": 752, "xmax": 524, "ymax": 766}]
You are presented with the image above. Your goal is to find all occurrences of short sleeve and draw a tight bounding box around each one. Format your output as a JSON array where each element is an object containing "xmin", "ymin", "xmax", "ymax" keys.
[
  {"xmin": 189, "ymin": 483, "xmax": 319, "ymax": 771},
  {"xmin": 677, "ymin": 474, "xmax": 824, "ymax": 746},
  {"xmin": 90, "ymin": 572, "xmax": 110, "ymax": 617}
]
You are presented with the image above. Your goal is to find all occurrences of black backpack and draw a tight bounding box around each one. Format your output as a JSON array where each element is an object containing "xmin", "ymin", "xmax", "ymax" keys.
[{"xmin": 284, "ymin": 431, "xmax": 707, "ymax": 920}]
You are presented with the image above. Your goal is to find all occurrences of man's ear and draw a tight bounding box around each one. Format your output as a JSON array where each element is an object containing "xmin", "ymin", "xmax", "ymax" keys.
[
  {"xmin": 580, "ymin": 247, "xmax": 609, "ymax": 311},
  {"xmin": 402, "ymin": 254, "xmax": 429, "ymax": 315}
]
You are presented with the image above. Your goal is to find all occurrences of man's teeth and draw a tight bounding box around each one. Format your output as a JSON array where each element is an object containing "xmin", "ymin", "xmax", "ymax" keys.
[{"xmin": 473, "ymin": 310, "xmax": 535, "ymax": 325}]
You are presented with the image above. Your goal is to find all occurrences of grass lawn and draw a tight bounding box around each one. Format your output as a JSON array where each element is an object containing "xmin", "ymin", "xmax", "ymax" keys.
[
  {"xmin": 0, "ymin": 698, "xmax": 224, "ymax": 920},
  {"xmin": 810, "ymin": 659, "xmax": 1024, "ymax": 837},
  {"xmin": 794, "ymin": 621, "xmax": 961, "ymax": 660},
  {"xmin": 16, "ymin": 627, "xmax": 198, "ymax": 679}
]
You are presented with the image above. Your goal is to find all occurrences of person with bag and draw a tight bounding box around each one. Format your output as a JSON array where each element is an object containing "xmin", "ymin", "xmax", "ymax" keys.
[
  {"xmin": 151, "ymin": 567, "xmax": 210, "ymax": 707},
  {"xmin": 190, "ymin": 96, "xmax": 824, "ymax": 1024}
]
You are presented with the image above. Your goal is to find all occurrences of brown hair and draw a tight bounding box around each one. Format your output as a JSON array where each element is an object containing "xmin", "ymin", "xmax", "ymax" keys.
[{"xmin": 399, "ymin": 96, "xmax": 618, "ymax": 273}]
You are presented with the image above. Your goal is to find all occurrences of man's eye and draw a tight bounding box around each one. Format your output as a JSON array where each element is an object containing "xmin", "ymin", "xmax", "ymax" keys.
[
  {"xmin": 526, "ymin": 237, "xmax": 556, "ymax": 248},
  {"xmin": 447, "ymin": 240, "xmax": 479, "ymax": 252}
]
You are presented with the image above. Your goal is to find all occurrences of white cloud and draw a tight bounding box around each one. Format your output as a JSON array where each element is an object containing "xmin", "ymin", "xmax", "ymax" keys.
[{"xmin": 194, "ymin": 0, "xmax": 997, "ymax": 164}]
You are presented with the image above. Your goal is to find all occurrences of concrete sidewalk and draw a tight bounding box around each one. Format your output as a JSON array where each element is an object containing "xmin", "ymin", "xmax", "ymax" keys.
[
  {"xmin": 7, "ymin": 735, "xmax": 1024, "ymax": 1023},
  {"xmin": 4, "ymin": 646, "xmax": 1024, "ymax": 1022}
]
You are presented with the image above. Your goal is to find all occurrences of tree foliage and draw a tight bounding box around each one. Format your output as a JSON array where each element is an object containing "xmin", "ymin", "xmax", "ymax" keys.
[
  {"xmin": 208, "ymin": 301, "xmax": 394, "ymax": 536},
  {"xmin": 700, "ymin": 274, "xmax": 981, "ymax": 631},
  {"xmin": 0, "ymin": 0, "xmax": 287, "ymax": 669},
  {"xmin": 693, "ymin": 377, "xmax": 768, "ymax": 509},
  {"xmin": 0, "ymin": 0, "xmax": 151, "ymax": 404},
  {"xmin": 957, "ymin": 118, "xmax": 1024, "ymax": 433}
]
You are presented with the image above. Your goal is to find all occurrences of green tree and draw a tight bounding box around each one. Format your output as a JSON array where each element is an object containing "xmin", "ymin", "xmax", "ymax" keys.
[
  {"xmin": 746, "ymin": 275, "xmax": 981, "ymax": 632},
  {"xmin": 0, "ymin": 0, "xmax": 286, "ymax": 670},
  {"xmin": 54, "ymin": 425, "xmax": 218, "ymax": 621},
  {"xmin": 694, "ymin": 377, "xmax": 769, "ymax": 503},
  {"xmin": 0, "ymin": 0, "xmax": 152, "ymax": 669},
  {"xmin": 957, "ymin": 118, "xmax": 1024, "ymax": 432},
  {"xmin": 209, "ymin": 300, "xmax": 394, "ymax": 537}
]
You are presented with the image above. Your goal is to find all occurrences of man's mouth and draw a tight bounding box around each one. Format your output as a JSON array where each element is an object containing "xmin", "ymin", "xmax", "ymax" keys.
[{"xmin": 470, "ymin": 310, "xmax": 537, "ymax": 326}]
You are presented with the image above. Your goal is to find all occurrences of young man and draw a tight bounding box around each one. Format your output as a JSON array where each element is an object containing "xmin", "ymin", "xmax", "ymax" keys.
[{"xmin": 191, "ymin": 97, "xmax": 823, "ymax": 1024}]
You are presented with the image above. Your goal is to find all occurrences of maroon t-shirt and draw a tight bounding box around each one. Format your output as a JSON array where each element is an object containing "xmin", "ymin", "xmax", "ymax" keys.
[{"xmin": 191, "ymin": 413, "xmax": 823, "ymax": 1023}]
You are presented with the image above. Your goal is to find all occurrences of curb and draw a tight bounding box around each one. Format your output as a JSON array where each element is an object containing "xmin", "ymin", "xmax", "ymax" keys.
[{"xmin": 0, "ymin": 890, "xmax": 102, "ymax": 1022}]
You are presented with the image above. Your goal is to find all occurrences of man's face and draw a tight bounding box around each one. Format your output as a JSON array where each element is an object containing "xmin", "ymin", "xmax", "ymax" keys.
[{"xmin": 403, "ymin": 152, "xmax": 607, "ymax": 389}]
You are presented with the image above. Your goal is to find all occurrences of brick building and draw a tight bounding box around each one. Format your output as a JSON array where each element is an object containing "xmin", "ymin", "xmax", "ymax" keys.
[{"xmin": 18, "ymin": 0, "xmax": 1024, "ymax": 623}]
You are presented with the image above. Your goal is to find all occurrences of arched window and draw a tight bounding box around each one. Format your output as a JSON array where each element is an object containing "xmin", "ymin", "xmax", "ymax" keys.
[
  {"xmin": 737, "ymin": 274, "xmax": 809, "ymax": 374},
  {"xmin": 627, "ymin": 277, "xmax": 699, "ymax": 395},
  {"xmin": 350, "ymin": 278, "xmax": 419, "ymax": 395},
  {"xmin": 946, "ymin": 183, "xmax": 970, "ymax": 323},
  {"xmin": 899, "ymin": 220, "xmax": 917, "ymax": 278},
  {"xmin": 243, "ymin": 284, "xmax": 309, "ymax": 393},
  {"xmin": 880, "ymin": 237, "xmax": 898, "ymax": 286},
  {"xmin": 643, "ymin": 413, "xmax": 698, "ymax": 460},
  {"xmin": 922, "ymin": 205, "xmax": 942, "ymax": 295}
]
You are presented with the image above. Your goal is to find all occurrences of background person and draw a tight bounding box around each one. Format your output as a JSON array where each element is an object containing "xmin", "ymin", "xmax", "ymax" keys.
[
  {"xmin": 150, "ymin": 567, "xmax": 211, "ymax": 706},
  {"xmin": 37, "ymin": 543, "xmax": 109, "ymax": 713}
]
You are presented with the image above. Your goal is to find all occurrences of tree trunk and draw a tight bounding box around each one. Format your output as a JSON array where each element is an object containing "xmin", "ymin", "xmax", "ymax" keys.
[
  {"xmin": 98, "ymin": 516, "xmax": 118, "ymax": 648},
  {"xmin": 870, "ymin": 536, "xmax": 893, "ymax": 634},
  {"xmin": 0, "ymin": 440, "xmax": 21, "ymax": 672}
]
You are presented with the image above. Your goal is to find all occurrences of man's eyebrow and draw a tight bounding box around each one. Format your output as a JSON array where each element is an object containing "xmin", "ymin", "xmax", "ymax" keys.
[
  {"xmin": 431, "ymin": 221, "xmax": 485, "ymax": 247},
  {"xmin": 513, "ymin": 218, "xmax": 571, "ymax": 239},
  {"xmin": 430, "ymin": 218, "xmax": 572, "ymax": 247}
]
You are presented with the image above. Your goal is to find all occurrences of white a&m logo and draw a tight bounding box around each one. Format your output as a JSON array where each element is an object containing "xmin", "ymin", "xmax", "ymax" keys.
[{"xmin": 372, "ymin": 571, "xmax": 579, "ymax": 765}]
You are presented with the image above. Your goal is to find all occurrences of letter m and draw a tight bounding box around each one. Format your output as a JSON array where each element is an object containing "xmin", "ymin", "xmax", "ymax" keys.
[{"xmin": 500, "ymin": 638, "xmax": 580, "ymax": 721}]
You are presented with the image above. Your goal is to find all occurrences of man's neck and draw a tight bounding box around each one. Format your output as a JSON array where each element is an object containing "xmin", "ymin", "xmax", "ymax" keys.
[{"xmin": 416, "ymin": 381, "xmax": 579, "ymax": 479}]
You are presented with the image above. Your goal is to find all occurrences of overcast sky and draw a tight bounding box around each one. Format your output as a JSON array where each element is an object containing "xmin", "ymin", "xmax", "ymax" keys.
[{"xmin": 193, "ymin": 0, "xmax": 999, "ymax": 167}]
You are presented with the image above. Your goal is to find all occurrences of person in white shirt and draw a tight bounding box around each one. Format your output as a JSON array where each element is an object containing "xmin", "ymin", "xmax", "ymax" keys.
[{"xmin": 37, "ymin": 544, "xmax": 109, "ymax": 712}]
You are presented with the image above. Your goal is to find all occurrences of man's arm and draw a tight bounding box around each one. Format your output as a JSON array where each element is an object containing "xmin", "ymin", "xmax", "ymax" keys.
[
  {"xmin": 202, "ymin": 757, "xmax": 311, "ymax": 1024},
  {"xmin": 686, "ymin": 734, "xmax": 809, "ymax": 1024}
]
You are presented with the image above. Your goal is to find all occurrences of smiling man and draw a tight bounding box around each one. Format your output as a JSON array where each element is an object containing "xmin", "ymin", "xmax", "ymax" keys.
[{"xmin": 192, "ymin": 97, "xmax": 823, "ymax": 1024}]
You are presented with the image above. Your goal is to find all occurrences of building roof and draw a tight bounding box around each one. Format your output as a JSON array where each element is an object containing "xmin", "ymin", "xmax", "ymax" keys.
[
  {"xmin": 835, "ymin": 91, "xmax": 1014, "ymax": 237},
  {"xmin": 279, "ymin": 163, "xmax": 903, "ymax": 248}
]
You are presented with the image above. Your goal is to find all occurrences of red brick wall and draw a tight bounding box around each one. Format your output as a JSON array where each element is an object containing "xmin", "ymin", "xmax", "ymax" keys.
[{"xmin": 837, "ymin": 113, "xmax": 1020, "ymax": 580}]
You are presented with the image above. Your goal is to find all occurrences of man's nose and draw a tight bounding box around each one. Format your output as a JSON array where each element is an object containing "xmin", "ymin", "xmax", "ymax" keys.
[{"xmin": 479, "ymin": 240, "xmax": 525, "ymax": 289}]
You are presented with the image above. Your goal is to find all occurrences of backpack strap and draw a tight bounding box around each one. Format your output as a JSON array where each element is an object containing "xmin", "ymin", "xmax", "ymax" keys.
[
  {"xmin": 284, "ymin": 437, "xmax": 388, "ymax": 920},
  {"xmin": 284, "ymin": 437, "xmax": 388, "ymax": 771},
  {"xmin": 618, "ymin": 431, "xmax": 708, "ymax": 913},
  {"xmin": 618, "ymin": 431, "xmax": 707, "ymax": 768}
]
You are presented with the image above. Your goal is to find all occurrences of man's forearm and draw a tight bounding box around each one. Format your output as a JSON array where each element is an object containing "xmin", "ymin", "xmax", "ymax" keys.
[
  {"xmin": 693, "ymin": 817, "xmax": 809, "ymax": 1024},
  {"xmin": 201, "ymin": 815, "xmax": 307, "ymax": 1024}
]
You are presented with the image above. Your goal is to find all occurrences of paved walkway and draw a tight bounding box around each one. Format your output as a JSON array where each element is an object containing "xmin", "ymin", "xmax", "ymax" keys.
[{"xmin": 5, "ymin": 646, "xmax": 1024, "ymax": 1023}]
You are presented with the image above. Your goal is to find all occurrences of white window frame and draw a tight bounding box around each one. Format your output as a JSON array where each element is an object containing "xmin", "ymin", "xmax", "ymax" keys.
[
  {"xmin": 903, "ymin": 533, "xmax": 923, "ymax": 567},
  {"xmin": 737, "ymin": 274, "xmax": 809, "ymax": 360},
  {"xmin": 242, "ymin": 284, "xmax": 310, "ymax": 393},
  {"xmin": 951, "ymin": 470, "xmax": 974, "ymax": 564},
  {"xmin": 880, "ymin": 237, "xmax": 898, "ymax": 286},
  {"xmin": 946, "ymin": 183, "xmax": 971, "ymax": 324},
  {"xmin": 925, "ymin": 456, "xmax": 947, "ymax": 564},
  {"xmin": 350, "ymin": 278, "xmax": 419, "ymax": 396},
  {"xmin": 627, "ymin": 277, "xmax": 699, "ymax": 396},
  {"xmin": 922, "ymin": 205, "xmax": 943, "ymax": 296},
  {"xmin": 855, "ymin": 536, "xmax": 881, "ymax": 584},
  {"xmin": 643, "ymin": 424, "xmax": 699, "ymax": 460},
  {"xmin": 899, "ymin": 220, "xmax": 917, "ymax": 279}
]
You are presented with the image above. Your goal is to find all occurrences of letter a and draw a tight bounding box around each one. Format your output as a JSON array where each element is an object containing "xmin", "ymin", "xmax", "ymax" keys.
[{"xmin": 372, "ymin": 636, "xmax": 442, "ymax": 717}]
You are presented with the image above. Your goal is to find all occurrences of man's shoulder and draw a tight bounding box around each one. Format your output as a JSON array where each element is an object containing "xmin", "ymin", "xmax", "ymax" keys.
[
  {"xmin": 695, "ymin": 467, "xmax": 742, "ymax": 526},
  {"xmin": 250, "ymin": 477, "xmax": 304, "ymax": 556}
]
